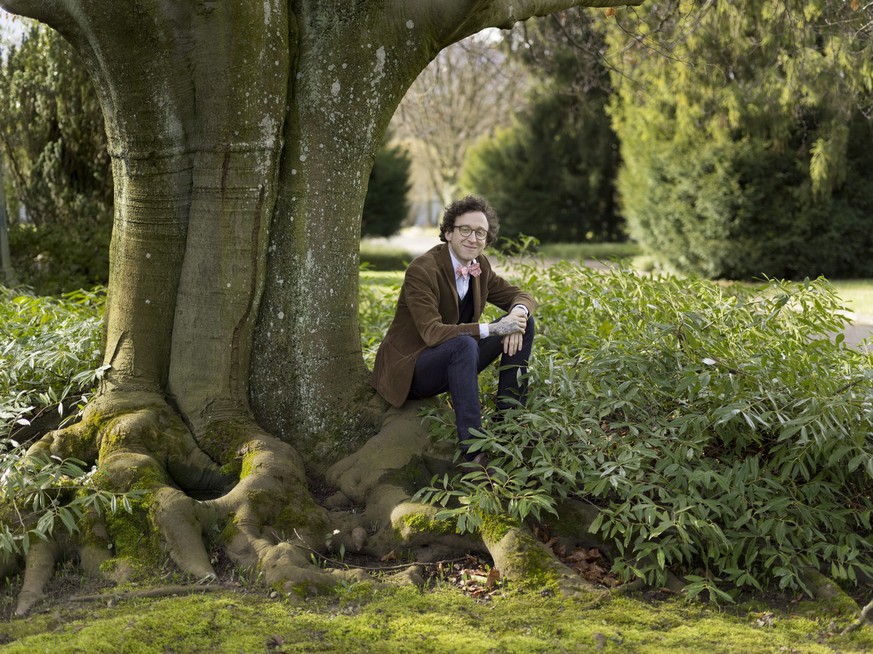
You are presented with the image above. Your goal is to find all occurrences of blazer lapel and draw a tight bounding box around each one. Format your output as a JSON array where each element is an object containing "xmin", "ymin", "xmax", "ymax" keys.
[
  {"xmin": 439, "ymin": 244, "xmax": 460, "ymax": 313},
  {"xmin": 472, "ymin": 264, "xmax": 482, "ymax": 319}
]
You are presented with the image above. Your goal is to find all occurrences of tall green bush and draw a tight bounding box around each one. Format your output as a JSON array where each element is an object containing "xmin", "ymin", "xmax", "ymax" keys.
[
  {"xmin": 361, "ymin": 135, "xmax": 412, "ymax": 238},
  {"xmin": 461, "ymin": 11, "xmax": 623, "ymax": 244},
  {"xmin": 606, "ymin": 1, "xmax": 873, "ymax": 280},
  {"xmin": 416, "ymin": 259, "xmax": 873, "ymax": 597}
]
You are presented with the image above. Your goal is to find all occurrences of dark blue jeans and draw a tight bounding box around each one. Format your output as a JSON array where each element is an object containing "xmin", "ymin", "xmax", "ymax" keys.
[{"xmin": 409, "ymin": 316, "xmax": 535, "ymax": 452}]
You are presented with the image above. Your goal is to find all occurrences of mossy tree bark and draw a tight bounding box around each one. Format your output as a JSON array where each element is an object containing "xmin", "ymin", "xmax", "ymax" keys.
[{"xmin": 0, "ymin": 0, "xmax": 636, "ymax": 615}]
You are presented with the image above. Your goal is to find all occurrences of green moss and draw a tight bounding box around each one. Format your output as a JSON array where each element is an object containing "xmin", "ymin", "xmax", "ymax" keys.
[
  {"xmin": 218, "ymin": 512, "xmax": 238, "ymax": 543},
  {"xmin": 197, "ymin": 419, "xmax": 253, "ymax": 467},
  {"xmin": 479, "ymin": 514, "xmax": 519, "ymax": 544},
  {"xmin": 2, "ymin": 585, "xmax": 872, "ymax": 653},
  {"xmin": 238, "ymin": 449, "xmax": 258, "ymax": 480},
  {"xmin": 398, "ymin": 512, "xmax": 457, "ymax": 537},
  {"xmin": 507, "ymin": 542, "xmax": 561, "ymax": 591},
  {"xmin": 102, "ymin": 494, "xmax": 164, "ymax": 575}
]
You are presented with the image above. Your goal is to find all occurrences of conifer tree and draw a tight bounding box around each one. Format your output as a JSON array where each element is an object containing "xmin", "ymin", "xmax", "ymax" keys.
[{"xmin": 605, "ymin": 0, "xmax": 873, "ymax": 279}]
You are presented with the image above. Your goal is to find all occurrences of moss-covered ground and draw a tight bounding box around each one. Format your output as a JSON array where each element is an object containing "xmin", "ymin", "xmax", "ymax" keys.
[{"xmin": 1, "ymin": 579, "xmax": 872, "ymax": 653}]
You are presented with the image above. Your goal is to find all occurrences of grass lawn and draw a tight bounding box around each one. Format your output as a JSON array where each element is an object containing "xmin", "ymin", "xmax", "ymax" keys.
[{"xmin": 829, "ymin": 280, "xmax": 873, "ymax": 319}]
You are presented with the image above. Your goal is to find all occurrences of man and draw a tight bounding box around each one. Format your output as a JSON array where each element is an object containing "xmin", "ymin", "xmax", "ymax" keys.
[{"xmin": 372, "ymin": 195, "xmax": 535, "ymax": 465}]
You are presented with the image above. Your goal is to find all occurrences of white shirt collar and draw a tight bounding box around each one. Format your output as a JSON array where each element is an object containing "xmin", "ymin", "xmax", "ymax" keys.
[{"xmin": 447, "ymin": 248, "xmax": 476, "ymax": 272}]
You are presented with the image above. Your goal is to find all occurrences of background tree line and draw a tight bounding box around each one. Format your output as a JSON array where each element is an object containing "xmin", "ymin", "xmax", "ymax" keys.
[{"xmin": 3, "ymin": 0, "xmax": 873, "ymax": 292}]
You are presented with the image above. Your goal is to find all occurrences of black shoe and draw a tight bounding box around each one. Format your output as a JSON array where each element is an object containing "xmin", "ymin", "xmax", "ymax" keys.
[
  {"xmin": 469, "ymin": 452, "xmax": 489, "ymax": 468},
  {"xmin": 461, "ymin": 452, "xmax": 496, "ymax": 476}
]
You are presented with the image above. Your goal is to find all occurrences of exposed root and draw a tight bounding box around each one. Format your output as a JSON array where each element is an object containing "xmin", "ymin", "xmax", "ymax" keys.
[
  {"xmin": 325, "ymin": 402, "xmax": 603, "ymax": 599},
  {"xmin": 844, "ymin": 597, "xmax": 873, "ymax": 634},
  {"xmin": 482, "ymin": 523, "xmax": 604, "ymax": 598},
  {"xmin": 4, "ymin": 393, "xmax": 612, "ymax": 612},
  {"xmin": 5, "ymin": 390, "xmax": 364, "ymax": 612},
  {"xmin": 71, "ymin": 583, "xmax": 232, "ymax": 603},
  {"xmin": 14, "ymin": 538, "xmax": 59, "ymax": 616},
  {"xmin": 325, "ymin": 401, "xmax": 483, "ymax": 561}
]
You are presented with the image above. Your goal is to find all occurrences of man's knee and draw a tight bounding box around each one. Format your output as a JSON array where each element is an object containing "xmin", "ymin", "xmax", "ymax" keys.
[
  {"xmin": 523, "ymin": 315, "xmax": 535, "ymax": 344},
  {"xmin": 451, "ymin": 335, "xmax": 479, "ymax": 362}
]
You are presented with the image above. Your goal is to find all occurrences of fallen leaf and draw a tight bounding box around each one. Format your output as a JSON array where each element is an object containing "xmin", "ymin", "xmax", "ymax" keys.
[{"xmin": 486, "ymin": 567, "xmax": 501, "ymax": 589}]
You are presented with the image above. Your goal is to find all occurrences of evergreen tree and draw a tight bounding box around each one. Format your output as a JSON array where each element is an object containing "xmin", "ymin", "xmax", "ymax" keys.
[
  {"xmin": 461, "ymin": 10, "xmax": 623, "ymax": 244},
  {"xmin": 0, "ymin": 23, "xmax": 113, "ymax": 293},
  {"xmin": 361, "ymin": 136, "xmax": 412, "ymax": 238},
  {"xmin": 605, "ymin": 0, "xmax": 873, "ymax": 279}
]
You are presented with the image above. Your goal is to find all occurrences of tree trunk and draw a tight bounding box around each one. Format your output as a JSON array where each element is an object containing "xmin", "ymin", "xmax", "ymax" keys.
[{"xmin": 0, "ymin": 0, "xmax": 638, "ymax": 615}]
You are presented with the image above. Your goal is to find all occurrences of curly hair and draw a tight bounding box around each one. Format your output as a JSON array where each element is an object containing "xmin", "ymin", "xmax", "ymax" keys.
[{"xmin": 438, "ymin": 195, "xmax": 500, "ymax": 245}]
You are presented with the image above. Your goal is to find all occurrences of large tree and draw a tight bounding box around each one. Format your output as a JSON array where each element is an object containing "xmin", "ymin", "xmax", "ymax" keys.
[{"xmin": 0, "ymin": 0, "xmax": 633, "ymax": 615}]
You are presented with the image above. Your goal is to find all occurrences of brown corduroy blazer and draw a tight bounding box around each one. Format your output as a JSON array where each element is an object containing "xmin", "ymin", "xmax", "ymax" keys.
[{"xmin": 372, "ymin": 243, "xmax": 535, "ymax": 408}]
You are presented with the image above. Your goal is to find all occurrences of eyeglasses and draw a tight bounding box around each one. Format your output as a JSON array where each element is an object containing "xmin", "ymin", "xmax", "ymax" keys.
[{"xmin": 455, "ymin": 225, "xmax": 488, "ymax": 241}]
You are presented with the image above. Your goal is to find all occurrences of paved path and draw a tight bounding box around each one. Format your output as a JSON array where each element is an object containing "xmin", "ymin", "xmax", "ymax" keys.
[
  {"xmin": 839, "ymin": 319, "xmax": 873, "ymax": 349},
  {"xmin": 364, "ymin": 231, "xmax": 873, "ymax": 350}
]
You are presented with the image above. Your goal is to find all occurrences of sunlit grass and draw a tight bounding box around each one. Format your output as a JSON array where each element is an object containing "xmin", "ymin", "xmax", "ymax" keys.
[{"xmin": 830, "ymin": 280, "xmax": 873, "ymax": 320}]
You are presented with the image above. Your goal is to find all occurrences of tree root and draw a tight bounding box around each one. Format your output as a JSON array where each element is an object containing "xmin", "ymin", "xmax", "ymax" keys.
[
  {"xmin": 14, "ymin": 539, "xmax": 59, "ymax": 616},
  {"xmin": 325, "ymin": 402, "xmax": 611, "ymax": 599},
  {"xmin": 5, "ymin": 396, "xmax": 615, "ymax": 613},
  {"xmin": 6, "ymin": 391, "xmax": 369, "ymax": 612},
  {"xmin": 70, "ymin": 583, "xmax": 232, "ymax": 603},
  {"xmin": 843, "ymin": 598, "xmax": 873, "ymax": 635},
  {"xmin": 482, "ymin": 523, "xmax": 606, "ymax": 598}
]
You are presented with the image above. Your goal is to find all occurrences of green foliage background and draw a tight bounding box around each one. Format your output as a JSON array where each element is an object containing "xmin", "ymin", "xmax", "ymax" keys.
[
  {"xmin": 605, "ymin": 0, "xmax": 873, "ymax": 279},
  {"xmin": 4, "ymin": 257, "xmax": 873, "ymax": 599},
  {"xmin": 361, "ymin": 133, "xmax": 412, "ymax": 239},
  {"xmin": 462, "ymin": 12, "xmax": 623, "ymax": 244},
  {"xmin": 0, "ymin": 25, "xmax": 113, "ymax": 295}
]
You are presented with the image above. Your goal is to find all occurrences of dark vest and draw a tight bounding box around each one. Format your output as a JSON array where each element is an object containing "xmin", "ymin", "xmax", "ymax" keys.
[{"xmin": 458, "ymin": 288, "xmax": 474, "ymax": 324}]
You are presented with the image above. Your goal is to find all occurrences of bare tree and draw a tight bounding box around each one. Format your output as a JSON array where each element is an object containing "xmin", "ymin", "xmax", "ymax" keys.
[{"xmin": 393, "ymin": 31, "xmax": 532, "ymax": 225}]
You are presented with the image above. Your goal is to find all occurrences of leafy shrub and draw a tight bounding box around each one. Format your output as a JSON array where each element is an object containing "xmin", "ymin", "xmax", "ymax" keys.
[
  {"xmin": 361, "ymin": 135, "xmax": 412, "ymax": 238},
  {"xmin": 359, "ymin": 271, "xmax": 402, "ymax": 367},
  {"xmin": 0, "ymin": 285, "xmax": 139, "ymax": 561},
  {"xmin": 414, "ymin": 260, "xmax": 873, "ymax": 597},
  {"xmin": 0, "ymin": 285, "xmax": 105, "ymax": 441},
  {"xmin": 0, "ymin": 442, "xmax": 137, "ymax": 558}
]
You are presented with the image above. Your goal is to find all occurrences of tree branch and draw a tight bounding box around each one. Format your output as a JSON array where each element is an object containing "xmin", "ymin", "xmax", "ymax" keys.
[
  {"xmin": 0, "ymin": 0, "xmax": 72, "ymax": 31},
  {"xmin": 405, "ymin": 0, "xmax": 642, "ymax": 52}
]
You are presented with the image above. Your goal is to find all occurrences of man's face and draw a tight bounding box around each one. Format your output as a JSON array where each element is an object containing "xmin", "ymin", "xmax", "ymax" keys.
[{"xmin": 445, "ymin": 211, "xmax": 489, "ymax": 264}]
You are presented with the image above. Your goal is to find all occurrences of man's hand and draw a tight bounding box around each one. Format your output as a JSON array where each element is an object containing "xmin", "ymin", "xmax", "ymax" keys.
[{"xmin": 491, "ymin": 307, "xmax": 528, "ymax": 355}]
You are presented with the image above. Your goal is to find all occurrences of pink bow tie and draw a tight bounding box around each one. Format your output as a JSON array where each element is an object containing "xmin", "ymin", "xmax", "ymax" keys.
[{"xmin": 456, "ymin": 262, "xmax": 481, "ymax": 280}]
